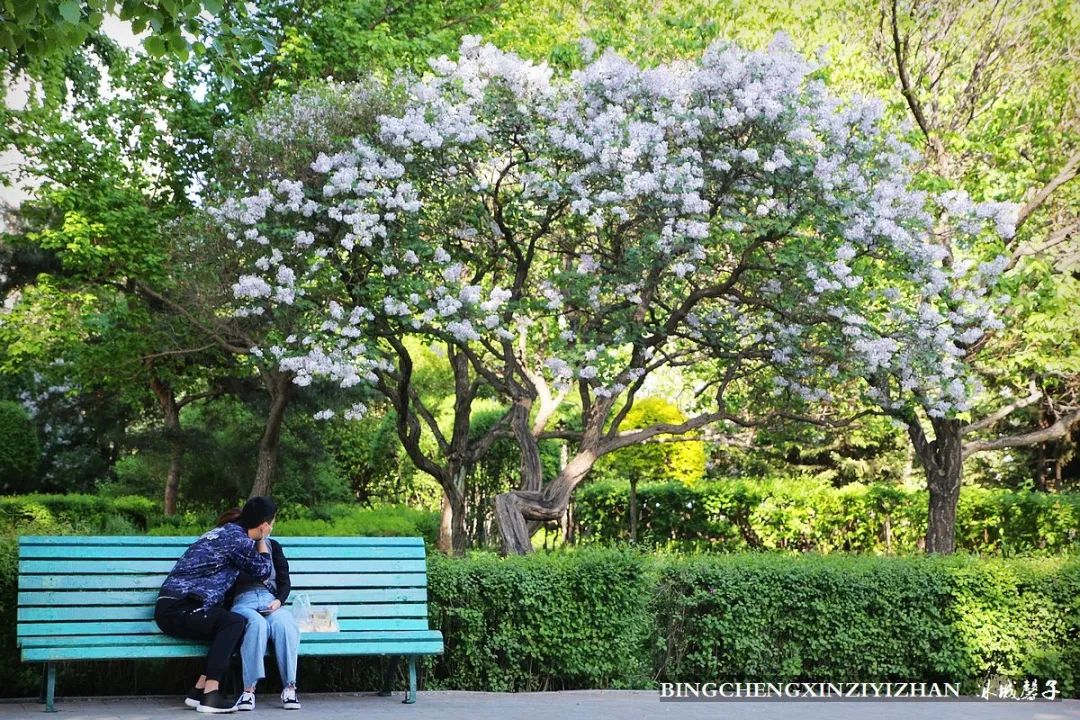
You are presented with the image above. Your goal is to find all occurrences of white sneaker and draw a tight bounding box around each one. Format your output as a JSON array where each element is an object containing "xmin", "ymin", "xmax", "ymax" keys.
[
  {"xmin": 281, "ymin": 686, "xmax": 301, "ymax": 710},
  {"xmin": 236, "ymin": 691, "xmax": 255, "ymax": 711}
]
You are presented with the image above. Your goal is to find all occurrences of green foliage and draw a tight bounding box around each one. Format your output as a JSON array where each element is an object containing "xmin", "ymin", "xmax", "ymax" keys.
[
  {"xmin": 573, "ymin": 478, "xmax": 1080, "ymax": 555},
  {"xmin": 322, "ymin": 410, "xmax": 441, "ymax": 508},
  {"xmin": 0, "ymin": 400, "xmax": 39, "ymax": 492},
  {"xmin": 0, "ymin": 493, "xmax": 153, "ymax": 533},
  {"xmin": 198, "ymin": 0, "xmax": 501, "ymax": 115},
  {"xmin": 593, "ymin": 397, "xmax": 705, "ymax": 486},
  {"xmin": 98, "ymin": 452, "xmax": 168, "ymax": 499},
  {"xmin": 164, "ymin": 395, "xmax": 350, "ymax": 507},
  {"xmin": 273, "ymin": 504, "xmax": 440, "ymax": 545},
  {"xmin": 0, "ymin": 0, "xmax": 262, "ymax": 68},
  {"xmin": 650, "ymin": 553, "xmax": 1080, "ymax": 696},
  {"xmin": 0, "ymin": 528, "xmax": 1076, "ymax": 696},
  {"xmin": 428, "ymin": 548, "xmax": 653, "ymax": 690},
  {"xmin": 146, "ymin": 503, "xmax": 440, "ymax": 546}
]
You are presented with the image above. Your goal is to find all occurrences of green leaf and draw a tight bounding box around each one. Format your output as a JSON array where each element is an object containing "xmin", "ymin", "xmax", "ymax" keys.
[
  {"xmin": 166, "ymin": 30, "xmax": 186, "ymax": 51},
  {"xmin": 14, "ymin": 2, "xmax": 37, "ymax": 23},
  {"xmin": 203, "ymin": 0, "xmax": 222, "ymax": 15},
  {"xmin": 58, "ymin": 0, "xmax": 81, "ymax": 24},
  {"xmin": 143, "ymin": 35, "xmax": 167, "ymax": 56}
]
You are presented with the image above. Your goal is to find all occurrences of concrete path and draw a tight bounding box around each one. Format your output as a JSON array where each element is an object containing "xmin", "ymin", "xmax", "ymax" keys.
[{"xmin": 1, "ymin": 691, "xmax": 1078, "ymax": 720}]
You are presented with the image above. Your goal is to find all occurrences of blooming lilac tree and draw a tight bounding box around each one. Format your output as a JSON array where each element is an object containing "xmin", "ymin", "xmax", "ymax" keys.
[{"xmin": 210, "ymin": 35, "xmax": 1014, "ymax": 554}]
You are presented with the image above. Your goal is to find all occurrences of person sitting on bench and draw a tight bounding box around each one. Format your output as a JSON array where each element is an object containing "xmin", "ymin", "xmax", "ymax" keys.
[{"xmin": 154, "ymin": 497, "xmax": 276, "ymax": 714}]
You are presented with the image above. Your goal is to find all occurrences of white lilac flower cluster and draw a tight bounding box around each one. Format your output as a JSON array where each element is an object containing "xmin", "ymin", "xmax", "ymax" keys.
[{"xmin": 212, "ymin": 35, "xmax": 1016, "ymax": 422}]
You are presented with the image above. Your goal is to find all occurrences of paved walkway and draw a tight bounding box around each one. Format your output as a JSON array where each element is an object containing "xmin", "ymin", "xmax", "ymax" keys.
[{"xmin": 2, "ymin": 691, "xmax": 1079, "ymax": 719}]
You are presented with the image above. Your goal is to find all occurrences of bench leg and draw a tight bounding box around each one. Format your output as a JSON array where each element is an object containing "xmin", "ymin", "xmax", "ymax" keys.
[
  {"xmin": 40, "ymin": 663, "xmax": 56, "ymax": 713},
  {"xmin": 378, "ymin": 655, "xmax": 396, "ymax": 697},
  {"xmin": 403, "ymin": 655, "xmax": 417, "ymax": 705}
]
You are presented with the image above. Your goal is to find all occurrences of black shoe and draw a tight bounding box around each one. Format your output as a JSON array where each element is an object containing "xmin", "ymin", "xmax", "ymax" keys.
[
  {"xmin": 196, "ymin": 689, "xmax": 238, "ymax": 714},
  {"xmin": 185, "ymin": 687, "xmax": 204, "ymax": 709}
]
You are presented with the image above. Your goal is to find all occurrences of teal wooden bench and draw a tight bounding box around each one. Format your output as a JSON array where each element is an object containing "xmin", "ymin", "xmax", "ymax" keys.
[{"xmin": 17, "ymin": 535, "xmax": 444, "ymax": 711}]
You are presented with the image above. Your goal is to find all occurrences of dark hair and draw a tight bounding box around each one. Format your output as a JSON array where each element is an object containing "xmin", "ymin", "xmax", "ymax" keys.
[
  {"xmin": 239, "ymin": 496, "xmax": 277, "ymax": 529},
  {"xmin": 216, "ymin": 507, "xmax": 242, "ymax": 527}
]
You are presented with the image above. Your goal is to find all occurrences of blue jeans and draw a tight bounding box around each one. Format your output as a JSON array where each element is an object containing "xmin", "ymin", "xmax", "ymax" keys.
[{"xmin": 232, "ymin": 587, "xmax": 300, "ymax": 689}]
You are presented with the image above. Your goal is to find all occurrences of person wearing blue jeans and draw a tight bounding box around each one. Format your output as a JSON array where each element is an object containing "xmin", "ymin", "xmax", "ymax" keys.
[{"xmin": 216, "ymin": 507, "xmax": 301, "ymax": 711}]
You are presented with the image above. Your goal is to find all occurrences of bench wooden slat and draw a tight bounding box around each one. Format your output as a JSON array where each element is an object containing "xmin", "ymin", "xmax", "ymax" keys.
[
  {"xmin": 19, "ymin": 572, "xmax": 431, "ymax": 591},
  {"xmin": 20, "ymin": 559, "xmax": 429, "ymax": 574},
  {"xmin": 22, "ymin": 629, "xmax": 443, "ymax": 648},
  {"xmin": 19, "ymin": 587, "xmax": 428, "ymax": 606},
  {"xmin": 24, "ymin": 644, "xmax": 212, "ymax": 661},
  {"xmin": 19, "ymin": 617, "xmax": 435, "ymax": 637},
  {"xmin": 24, "ymin": 639, "xmax": 445, "ymax": 663},
  {"xmin": 19, "ymin": 544, "xmax": 427, "ymax": 560},
  {"xmin": 19, "ymin": 601, "xmax": 429, "ymax": 622},
  {"xmin": 291, "ymin": 640, "xmax": 445, "ymax": 656},
  {"xmin": 19, "ymin": 536, "xmax": 424, "ymax": 546}
]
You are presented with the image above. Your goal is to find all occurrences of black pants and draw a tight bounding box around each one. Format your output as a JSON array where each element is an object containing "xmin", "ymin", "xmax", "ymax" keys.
[{"xmin": 155, "ymin": 597, "xmax": 246, "ymax": 682}]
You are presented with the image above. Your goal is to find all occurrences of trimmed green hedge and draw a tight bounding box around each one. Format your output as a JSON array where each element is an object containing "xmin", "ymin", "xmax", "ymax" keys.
[
  {"xmin": 573, "ymin": 478, "xmax": 1080, "ymax": 555},
  {"xmin": 649, "ymin": 553, "xmax": 1079, "ymax": 696},
  {"xmin": 0, "ymin": 493, "xmax": 155, "ymax": 534},
  {"xmin": 2, "ymin": 498, "xmax": 1077, "ymax": 698},
  {"xmin": 148, "ymin": 503, "xmax": 441, "ymax": 546},
  {"xmin": 2, "ymin": 547, "xmax": 1078, "ymax": 697},
  {"xmin": 428, "ymin": 549, "xmax": 652, "ymax": 690}
]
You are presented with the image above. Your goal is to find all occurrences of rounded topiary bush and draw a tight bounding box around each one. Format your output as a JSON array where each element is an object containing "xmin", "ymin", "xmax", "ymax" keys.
[
  {"xmin": 0, "ymin": 401, "xmax": 40, "ymax": 493},
  {"xmin": 592, "ymin": 397, "xmax": 707, "ymax": 486}
]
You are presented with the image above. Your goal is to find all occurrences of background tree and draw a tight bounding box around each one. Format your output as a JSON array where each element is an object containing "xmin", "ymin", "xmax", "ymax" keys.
[
  {"xmin": 874, "ymin": 0, "xmax": 1080, "ymax": 552},
  {"xmin": 211, "ymin": 38, "xmax": 1012, "ymax": 554},
  {"xmin": 591, "ymin": 397, "xmax": 706, "ymax": 541},
  {"xmin": 0, "ymin": 400, "xmax": 39, "ymax": 491}
]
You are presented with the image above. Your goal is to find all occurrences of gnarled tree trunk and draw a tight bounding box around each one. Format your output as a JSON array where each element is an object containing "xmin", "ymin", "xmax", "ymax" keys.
[{"xmin": 495, "ymin": 450, "xmax": 597, "ymax": 555}]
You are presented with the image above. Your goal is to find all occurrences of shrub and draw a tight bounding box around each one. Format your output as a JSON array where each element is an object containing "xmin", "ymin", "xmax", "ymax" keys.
[
  {"xmin": 649, "ymin": 553, "xmax": 1080, "ymax": 697},
  {"xmin": 573, "ymin": 478, "xmax": 1080, "ymax": 555},
  {"xmin": 145, "ymin": 502, "xmax": 440, "ymax": 546},
  {"xmin": 1, "ymin": 534, "xmax": 1077, "ymax": 698},
  {"xmin": 591, "ymin": 397, "xmax": 706, "ymax": 487},
  {"xmin": 0, "ymin": 493, "xmax": 154, "ymax": 534},
  {"xmin": 428, "ymin": 548, "xmax": 653, "ymax": 690},
  {"xmin": 0, "ymin": 401, "xmax": 40, "ymax": 493}
]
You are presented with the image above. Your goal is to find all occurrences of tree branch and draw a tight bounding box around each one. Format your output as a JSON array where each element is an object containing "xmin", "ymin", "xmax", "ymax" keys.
[
  {"xmin": 133, "ymin": 281, "xmax": 254, "ymax": 356},
  {"xmin": 176, "ymin": 389, "xmax": 225, "ymax": 410},
  {"xmin": 962, "ymin": 383, "xmax": 1042, "ymax": 435},
  {"xmin": 1005, "ymin": 222, "xmax": 1080, "ymax": 272},
  {"xmin": 1013, "ymin": 150, "xmax": 1080, "ymax": 237},
  {"xmin": 890, "ymin": 0, "xmax": 937, "ymax": 152},
  {"xmin": 963, "ymin": 409, "xmax": 1080, "ymax": 459},
  {"xmin": 139, "ymin": 344, "xmax": 218, "ymax": 361}
]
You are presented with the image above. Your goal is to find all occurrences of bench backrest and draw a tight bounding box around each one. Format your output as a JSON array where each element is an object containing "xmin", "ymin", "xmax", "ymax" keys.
[{"xmin": 17, "ymin": 535, "xmax": 433, "ymax": 651}]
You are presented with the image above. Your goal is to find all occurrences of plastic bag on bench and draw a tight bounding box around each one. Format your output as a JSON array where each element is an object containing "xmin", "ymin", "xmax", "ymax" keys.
[{"xmin": 291, "ymin": 593, "xmax": 339, "ymax": 633}]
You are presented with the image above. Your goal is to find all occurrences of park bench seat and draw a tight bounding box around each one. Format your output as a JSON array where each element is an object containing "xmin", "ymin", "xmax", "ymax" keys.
[{"xmin": 17, "ymin": 535, "xmax": 444, "ymax": 711}]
